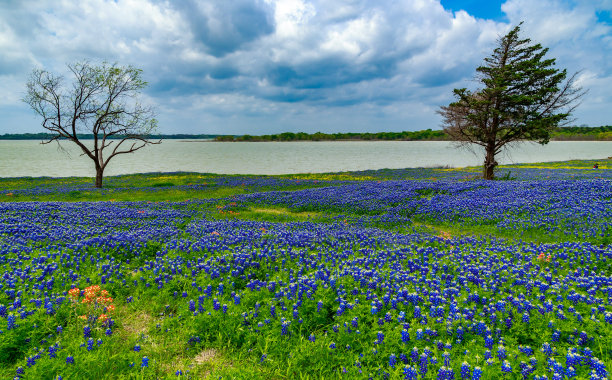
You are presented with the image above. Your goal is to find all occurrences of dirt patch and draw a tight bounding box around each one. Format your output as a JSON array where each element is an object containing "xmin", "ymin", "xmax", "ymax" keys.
[
  {"xmin": 122, "ymin": 311, "xmax": 153, "ymax": 336},
  {"xmin": 193, "ymin": 348, "xmax": 219, "ymax": 365}
]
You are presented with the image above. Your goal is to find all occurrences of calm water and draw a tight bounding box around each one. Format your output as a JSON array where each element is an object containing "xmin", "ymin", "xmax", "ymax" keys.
[{"xmin": 1, "ymin": 140, "xmax": 610, "ymax": 177}]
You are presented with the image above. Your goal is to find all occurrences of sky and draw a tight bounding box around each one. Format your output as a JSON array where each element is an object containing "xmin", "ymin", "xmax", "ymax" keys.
[{"xmin": 0, "ymin": 0, "xmax": 611, "ymax": 135}]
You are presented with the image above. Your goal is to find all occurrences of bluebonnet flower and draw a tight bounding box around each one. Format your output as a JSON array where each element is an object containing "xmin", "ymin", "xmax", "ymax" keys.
[
  {"xmin": 456, "ymin": 326, "xmax": 464, "ymax": 341},
  {"xmin": 419, "ymin": 353, "xmax": 428, "ymax": 375},
  {"xmin": 401, "ymin": 329, "xmax": 410, "ymax": 343},
  {"xmin": 442, "ymin": 351, "xmax": 451, "ymax": 366},
  {"xmin": 385, "ymin": 312, "xmax": 392, "ymax": 323},
  {"xmin": 460, "ymin": 362, "xmax": 471, "ymax": 379},
  {"xmin": 398, "ymin": 311, "xmax": 406, "ymax": 322},
  {"xmin": 591, "ymin": 358, "xmax": 608, "ymax": 378},
  {"xmin": 389, "ymin": 354, "xmax": 397, "ymax": 368},
  {"xmin": 416, "ymin": 329, "xmax": 424, "ymax": 340},
  {"xmin": 437, "ymin": 366, "xmax": 449, "ymax": 380},
  {"xmin": 501, "ymin": 360, "xmax": 512, "ymax": 373},
  {"xmin": 281, "ymin": 320, "xmax": 289, "ymax": 336},
  {"xmin": 472, "ymin": 367, "xmax": 482, "ymax": 380},
  {"xmin": 49, "ymin": 344, "xmax": 58, "ymax": 358},
  {"xmin": 26, "ymin": 356, "xmax": 36, "ymax": 367},
  {"xmin": 66, "ymin": 356, "xmax": 74, "ymax": 364},
  {"xmin": 141, "ymin": 356, "xmax": 149, "ymax": 367},
  {"xmin": 7, "ymin": 315, "xmax": 17, "ymax": 330},
  {"xmin": 404, "ymin": 365, "xmax": 418, "ymax": 380}
]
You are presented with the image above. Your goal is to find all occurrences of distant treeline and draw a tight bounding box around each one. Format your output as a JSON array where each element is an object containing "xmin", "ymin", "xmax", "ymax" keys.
[
  {"xmin": 0, "ymin": 133, "xmax": 219, "ymax": 140},
  {"xmin": 3, "ymin": 126, "xmax": 611, "ymax": 142},
  {"xmin": 551, "ymin": 125, "xmax": 612, "ymax": 141},
  {"xmin": 215, "ymin": 126, "xmax": 612, "ymax": 142},
  {"xmin": 215, "ymin": 129, "xmax": 449, "ymax": 142}
]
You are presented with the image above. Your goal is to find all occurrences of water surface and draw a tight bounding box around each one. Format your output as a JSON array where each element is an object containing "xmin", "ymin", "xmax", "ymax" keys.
[{"xmin": 1, "ymin": 140, "xmax": 610, "ymax": 177}]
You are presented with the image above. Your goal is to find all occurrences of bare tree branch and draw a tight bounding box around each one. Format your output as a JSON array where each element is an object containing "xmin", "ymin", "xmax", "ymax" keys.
[{"xmin": 23, "ymin": 61, "xmax": 159, "ymax": 187}]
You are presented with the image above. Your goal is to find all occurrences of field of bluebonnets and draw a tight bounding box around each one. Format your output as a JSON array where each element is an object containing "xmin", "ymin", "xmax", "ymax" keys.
[{"xmin": 0, "ymin": 159, "xmax": 611, "ymax": 379}]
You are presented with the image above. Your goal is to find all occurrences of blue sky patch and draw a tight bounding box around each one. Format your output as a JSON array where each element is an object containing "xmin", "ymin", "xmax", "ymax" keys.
[{"xmin": 440, "ymin": 0, "xmax": 507, "ymax": 21}]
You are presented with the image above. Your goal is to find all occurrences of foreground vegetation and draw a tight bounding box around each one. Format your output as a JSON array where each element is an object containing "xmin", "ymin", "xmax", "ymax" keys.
[{"xmin": 1, "ymin": 160, "xmax": 611, "ymax": 379}]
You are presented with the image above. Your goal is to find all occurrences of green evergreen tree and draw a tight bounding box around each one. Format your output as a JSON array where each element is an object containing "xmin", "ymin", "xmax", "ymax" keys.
[{"xmin": 439, "ymin": 23, "xmax": 585, "ymax": 179}]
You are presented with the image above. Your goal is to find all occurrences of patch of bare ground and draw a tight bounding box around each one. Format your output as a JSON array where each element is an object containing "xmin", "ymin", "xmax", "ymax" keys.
[
  {"xmin": 193, "ymin": 348, "xmax": 220, "ymax": 365},
  {"xmin": 120, "ymin": 309, "xmax": 153, "ymax": 336},
  {"xmin": 162, "ymin": 348, "xmax": 233, "ymax": 378}
]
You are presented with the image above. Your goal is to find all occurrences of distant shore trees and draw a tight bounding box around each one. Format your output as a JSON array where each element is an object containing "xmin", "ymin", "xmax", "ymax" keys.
[
  {"xmin": 439, "ymin": 23, "xmax": 585, "ymax": 180},
  {"xmin": 24, "ymin": 61, "xmax": 158, "ymax": 188},
  {"xmin": 214, "ymin": 129, "xmax": 449, "ymax": 142}
]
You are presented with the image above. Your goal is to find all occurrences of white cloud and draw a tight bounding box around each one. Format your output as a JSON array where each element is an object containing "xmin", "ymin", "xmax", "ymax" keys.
[
  {"xmin": 1, "ymin": 0, "xmax": 611, "ymax": 134},
  {"xmin": 502, "ymin": 0, "xmax": 597, "ymax": 44}
]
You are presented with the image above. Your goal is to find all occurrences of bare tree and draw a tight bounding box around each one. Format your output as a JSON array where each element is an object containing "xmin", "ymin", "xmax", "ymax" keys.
[
  {"xmin": 24, "ymin": 61, "xmax": 159, "ymax": 187},
  {"xmin": 439, "ymin": 24, "xmax": 585, "ymax": 179}
]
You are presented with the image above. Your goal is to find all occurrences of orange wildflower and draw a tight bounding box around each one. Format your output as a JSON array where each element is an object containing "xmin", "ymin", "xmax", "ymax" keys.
[{"xmin": 537, "ymin": 253, "xmax": 546, "ymax": 261}]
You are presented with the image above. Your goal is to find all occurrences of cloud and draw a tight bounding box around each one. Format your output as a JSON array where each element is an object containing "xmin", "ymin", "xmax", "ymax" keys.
[
  {"xmin": 0, "ymin": 0, "xmax": 611, "ymax": 134},
  {"xmin": 175, "ymin": 0, "xmax": 275, "ymax": 57}
]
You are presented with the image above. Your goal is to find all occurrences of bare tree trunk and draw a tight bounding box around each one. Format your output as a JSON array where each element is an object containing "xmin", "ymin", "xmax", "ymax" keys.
[
  {"xmin": 483, "ymin": 144, "xmax": 498, "ymax": 180},
  {"xmin": 95, "ymin": 166, "xmax": 104, "ymax": 188}
]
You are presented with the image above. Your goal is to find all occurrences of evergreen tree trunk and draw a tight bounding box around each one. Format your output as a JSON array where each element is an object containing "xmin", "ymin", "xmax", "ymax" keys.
[
  {"xmin": 95, "ymin": 166, "xmax": 104, "ymax": 188},
  {"xmin": 483, "ymin": 144, "xmax": 498, "ymax": 180}
]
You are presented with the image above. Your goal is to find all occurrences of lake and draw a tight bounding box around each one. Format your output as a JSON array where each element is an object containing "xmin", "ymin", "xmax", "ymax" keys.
[{"xmin": 1, "ymin": 140, "xmax": 610, "ymax": 177}]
